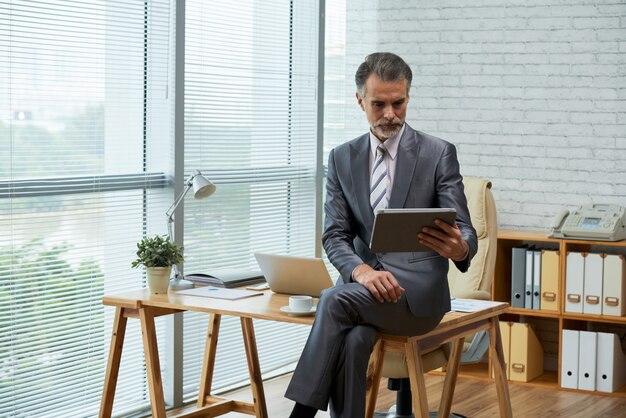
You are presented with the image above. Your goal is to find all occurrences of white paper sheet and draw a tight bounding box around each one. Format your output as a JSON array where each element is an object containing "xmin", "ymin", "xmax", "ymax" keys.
[
  {"xmin": 451, "ymin": 298, "xmax": 502, "ymax": 313},
  {"xmin": 176, "ymin": 286, "xmax": 263, "ymax": 300}
]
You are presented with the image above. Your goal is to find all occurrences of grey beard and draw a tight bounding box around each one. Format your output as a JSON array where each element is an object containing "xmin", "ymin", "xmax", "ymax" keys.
[{"xmin": 373, "ymin": 123, "xmax": 401, "ymax": 140}]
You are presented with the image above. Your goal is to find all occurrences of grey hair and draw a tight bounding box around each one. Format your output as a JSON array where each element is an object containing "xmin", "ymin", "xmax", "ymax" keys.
[{"xmin": 355, "ymin": 52, "xmax": 412, "ymax": 97}]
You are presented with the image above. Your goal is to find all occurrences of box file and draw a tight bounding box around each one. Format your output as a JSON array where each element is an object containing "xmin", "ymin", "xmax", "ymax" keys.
[
  {"xmin": 578, "ymin": 331, "xmax": 597, "ymax": 391},
  {"xmin": 561, "ymin": 329, "xmax": 579, "ymax": 389},
  {"xmin": 565, "ymin": 252, "xmax": 585, "ymax": 313},
  {"xmin": 509, "ymin": 322, "xmax": 544, "ymax": 382},
  {"xmin": 583, "ymin": 253, "xmax": 603, "ymax": 315},
  {"xmin": 596, "ymin": 332, "xmax": 626, "ymax": 393},
  {"xmin": 541, "ymin": 250, "xmax": 559, "ymax": 311},
  {"xmin": 510, "ymin": 248, "xmax": 526, "ymax": 309},
  {"xmin": 602, "ymin": 254, "xmax": 626, "ymax": 317}
]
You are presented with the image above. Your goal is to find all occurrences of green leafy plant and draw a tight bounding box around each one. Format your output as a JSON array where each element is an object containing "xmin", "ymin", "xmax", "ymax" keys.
[{"xmin": 131, "ymin": 235, "xmax": 184, "ymax": 268}]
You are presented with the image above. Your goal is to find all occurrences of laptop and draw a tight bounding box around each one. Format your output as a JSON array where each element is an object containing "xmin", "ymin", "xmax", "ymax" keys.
[{"xmin": 254, "ymin": 253, "xmax": 334, "ymax": 297}]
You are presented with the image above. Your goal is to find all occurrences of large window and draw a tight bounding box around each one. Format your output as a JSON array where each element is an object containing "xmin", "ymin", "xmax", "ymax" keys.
[
  {"xmin": 1, "ymin": 0, "xmax": 320, "ymax": 416},
  {"xmin": 181, "ymin": 0, "xmax": 318, "ymax": 397}
]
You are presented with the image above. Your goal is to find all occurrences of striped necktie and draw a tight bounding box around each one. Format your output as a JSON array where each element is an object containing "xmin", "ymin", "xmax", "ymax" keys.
[{"xmin": 370, "ymin": 144, "xmax": 389, "ymax": 213}]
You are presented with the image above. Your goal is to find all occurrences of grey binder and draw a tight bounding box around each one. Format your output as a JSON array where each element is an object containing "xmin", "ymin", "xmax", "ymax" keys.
[{"xmin": 511, "ymin": 247, "xmax": 527, "ymax": 308}]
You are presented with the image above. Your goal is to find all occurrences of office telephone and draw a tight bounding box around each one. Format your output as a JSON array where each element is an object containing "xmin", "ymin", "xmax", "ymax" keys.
[{"xmin": 549, "ymin": 204, "xmax": 626, "ymax": 241}]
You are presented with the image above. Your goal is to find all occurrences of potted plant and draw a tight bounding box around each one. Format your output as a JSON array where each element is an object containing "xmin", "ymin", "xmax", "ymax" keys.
[{"xmin": 131, "ymin": 235, "xmax": 184, "ymax": 294}]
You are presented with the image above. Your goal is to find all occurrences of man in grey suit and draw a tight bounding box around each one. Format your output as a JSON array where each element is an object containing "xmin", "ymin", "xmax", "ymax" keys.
[{"xmin": 286, "ymin": 52, "xmax": 477, "ymax": 418}]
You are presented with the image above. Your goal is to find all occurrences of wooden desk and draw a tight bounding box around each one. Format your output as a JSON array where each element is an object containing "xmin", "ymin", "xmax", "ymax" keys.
[
  {"xmin": 99, "ymin": 289, "xmax": 314, "ymax": 418},
  {"xmin": 98, "ymin": 290, "xmax": 511, "ymax": 418}
]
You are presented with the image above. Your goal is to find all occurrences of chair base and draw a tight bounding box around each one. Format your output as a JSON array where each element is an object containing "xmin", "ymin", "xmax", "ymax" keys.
[{"xmin": 376, "ymin": 379, "xmax": 467, "ymax": 418}]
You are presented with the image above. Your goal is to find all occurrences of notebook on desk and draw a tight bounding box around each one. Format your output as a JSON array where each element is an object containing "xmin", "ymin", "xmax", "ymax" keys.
[
  {"xmin": 184, "ymin": 270, "xmax": 264, "ymax": 288},
  {"xmin": 254, "ymin": 253, "xmax": 334, "ymax": 297}
]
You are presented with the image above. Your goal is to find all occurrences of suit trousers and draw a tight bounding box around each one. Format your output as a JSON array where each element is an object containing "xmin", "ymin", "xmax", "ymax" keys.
[{"xmin": 285, "ymin": 282, "xmax": 444, "ymax": 418}]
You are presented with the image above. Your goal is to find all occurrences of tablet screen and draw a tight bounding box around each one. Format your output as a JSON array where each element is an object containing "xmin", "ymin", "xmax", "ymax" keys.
[{"xmin": 369, "ymin": 208, "xmax": 456, "ymax": 253}]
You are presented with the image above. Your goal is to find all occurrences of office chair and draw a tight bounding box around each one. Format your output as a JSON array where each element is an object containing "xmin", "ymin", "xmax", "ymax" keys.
[{"xmin": 369, "ymin": 176, "xmax": 498, "ymax": 418}]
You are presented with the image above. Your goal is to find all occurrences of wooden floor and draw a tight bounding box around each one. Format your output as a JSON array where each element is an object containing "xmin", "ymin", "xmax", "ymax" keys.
[{"xmin": 172, "ymin": 373, "xmax": 626, "ymax": 418}]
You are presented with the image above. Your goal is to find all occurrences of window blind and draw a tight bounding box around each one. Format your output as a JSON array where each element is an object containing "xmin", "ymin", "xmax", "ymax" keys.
[
  {"xmin": 181, "ymin": 0, "xmax": 319, "ymax": 397},
  {"xmin": 320, "ymin": 0, "xmax": 346, "ymax": 278},
  {"xmin": 0, "ymin": 1, "xmax": 174, "ymax": 416},
  {"xmin": 323, "ymin": 0, "xmax": 347, "ymax": 162}
]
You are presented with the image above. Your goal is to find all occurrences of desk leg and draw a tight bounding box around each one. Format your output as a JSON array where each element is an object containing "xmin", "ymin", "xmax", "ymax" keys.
[
  {"xmin": 405, "ymin": 341, "xmax": 429, "ymax": 418},
  {"xmin": 365, "ymin": 339, "xmax": 384, "ymax": 418},
  {"xmin": 140, "ymin": 307, "xmax": 167, "ymax": 418},
  {"xmin": 240, "ymin": 317, "xmax": 268, "ymax": 418},
  {"xmin": 438, "ymin": 337, "xmax": 464, "ymax": 418},
  {"xmin": 488, "ymin": 316, "xmax": 513, "ymax": 418},
  {"xmin": 99, "ymin": 307, "xmax": 128, "ymax": 418},
  {"xmin": 198, "ymin": 313, "xmax": 221, "ymax": 407}
]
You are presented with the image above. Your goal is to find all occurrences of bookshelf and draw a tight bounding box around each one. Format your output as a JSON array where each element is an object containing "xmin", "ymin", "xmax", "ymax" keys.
[{"xmin": 483, "ymin": 229, "xmax": 626, "ymax": 398}]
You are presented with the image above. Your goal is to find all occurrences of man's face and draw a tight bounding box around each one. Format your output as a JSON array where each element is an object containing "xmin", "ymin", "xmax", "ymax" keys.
[{"xmin": 356, "ymin": 75, "xmax": 409, "ymax": 141}]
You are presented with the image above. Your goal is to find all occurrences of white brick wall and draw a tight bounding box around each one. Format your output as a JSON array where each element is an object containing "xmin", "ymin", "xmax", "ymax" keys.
[{"xmin": 341, "ymin": 0, "xmax": 626, "ymax": 230}]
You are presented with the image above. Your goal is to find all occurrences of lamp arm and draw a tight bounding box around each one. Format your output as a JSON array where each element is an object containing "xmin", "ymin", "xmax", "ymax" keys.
[
  {"xmin": 165, "ymin": 174, "xmax": 198, "ymax": 281},
  {"xmin": 165, "ymin": 170, "xmax": 205, "ymax": 220},
  {"xmin": 164, "ymin": 170, "xmax": 206, "ymax": 283},
  {"xmin": 166, "ymin": 177, "xmax": 194, "ymax": 222}
]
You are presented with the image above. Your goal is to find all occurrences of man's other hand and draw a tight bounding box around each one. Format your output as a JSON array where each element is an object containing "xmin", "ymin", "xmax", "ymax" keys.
[
  {"xmin": 352, "ymin": 264, "xmax": 405, "ymax": 303},
  {"xmin": 418, "ymin": 219, "xmax": 469, "ymax": 261}
]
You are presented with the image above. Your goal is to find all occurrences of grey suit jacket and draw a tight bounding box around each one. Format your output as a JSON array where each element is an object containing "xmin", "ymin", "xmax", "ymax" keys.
[{"xmin": 322, "ymin": 124, "xmax": 478, "ymax": 317}]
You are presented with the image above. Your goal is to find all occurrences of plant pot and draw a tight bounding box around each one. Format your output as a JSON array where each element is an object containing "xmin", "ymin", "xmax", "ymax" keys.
[{"xmin": 146, "ymin": 266, "xmax": 172, "ymax": 294}]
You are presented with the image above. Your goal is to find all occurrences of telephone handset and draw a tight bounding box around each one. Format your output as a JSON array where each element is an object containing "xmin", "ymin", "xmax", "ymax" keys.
[
  {"xmin": 551, "ymin": 208, "xmax": 571, "ymax": 231},
  {"xmin": 549, "ymin": 204, "xmax": 626, "ymax": 241}
]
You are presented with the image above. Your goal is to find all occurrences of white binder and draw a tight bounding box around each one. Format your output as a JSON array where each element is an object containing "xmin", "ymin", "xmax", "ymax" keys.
[
  {"xmin": 578, "ymin": 331, "xmax": 597, "ymax": 391},
  {"xmin": 596, "ymin": 332, "xmax": 626, "ymax": 392},
  {"xmin": 561, "ymin": 329, "xmax": 579, "ymax": 389},
  {"xmin": 602, "ymin": 254, "xmax": 626, "ymax": 317},
  {"xmin": 532, "ymin": 250, "xmax": 541, "ymax": 310},
  {"xmin": 583, "ymin": 253, "xmax": 603, "ymax": 315},
  {"xmin": 565, "ymin": 252, "xmax": 585, "ymax": 313},
  {"xmin": 525, "ymin": 250, "xmax": 534, "ymax": 309}
]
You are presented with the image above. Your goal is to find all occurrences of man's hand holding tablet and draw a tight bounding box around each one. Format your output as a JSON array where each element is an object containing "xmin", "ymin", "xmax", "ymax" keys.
[{"xmin": 418, "ymin": 218, "xmax": 469, "ymax": 261}]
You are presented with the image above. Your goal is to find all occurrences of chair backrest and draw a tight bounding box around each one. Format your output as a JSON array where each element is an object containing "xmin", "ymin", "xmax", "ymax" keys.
[{"xmin": 447, "ymin": 176, "xmax": 498, "ymax": 301}]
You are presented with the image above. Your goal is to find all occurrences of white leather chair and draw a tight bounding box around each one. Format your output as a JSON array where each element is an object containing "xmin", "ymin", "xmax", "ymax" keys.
[{"xmin": 367, "ymin": 176, "xmax": 498, "ymax": 418}]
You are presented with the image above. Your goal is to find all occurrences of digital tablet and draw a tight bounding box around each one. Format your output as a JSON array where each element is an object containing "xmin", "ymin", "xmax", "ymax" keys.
[{"xmin": 369, "ymin": 208, "xmax": 457, "ymax": 253}]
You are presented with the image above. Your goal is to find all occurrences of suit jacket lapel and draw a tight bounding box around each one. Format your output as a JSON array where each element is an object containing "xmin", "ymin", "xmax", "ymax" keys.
[
  {"xmin": 349, "ymin": 134, "xmax": 374, "ymax": 227},
  {"xmin": 389, "ymin": 125, "xmax": 420, "ymax": 208}
]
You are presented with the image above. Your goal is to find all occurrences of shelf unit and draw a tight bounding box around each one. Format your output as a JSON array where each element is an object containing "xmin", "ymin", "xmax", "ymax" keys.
[{"xmin": 485, "ymin": 229, "xmax": 626, "ymax": 397}]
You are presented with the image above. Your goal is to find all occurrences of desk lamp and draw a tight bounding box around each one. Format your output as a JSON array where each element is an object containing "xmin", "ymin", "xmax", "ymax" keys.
[{"xmin": 166, "ymin": 169, "xmax": 216, "ymax": 290}]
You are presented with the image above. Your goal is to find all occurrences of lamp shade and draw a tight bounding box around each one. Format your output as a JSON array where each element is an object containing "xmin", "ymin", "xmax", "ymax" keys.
[{"xmin": 192, "ymin": 173, "xmax": 216, "ymax": 199}]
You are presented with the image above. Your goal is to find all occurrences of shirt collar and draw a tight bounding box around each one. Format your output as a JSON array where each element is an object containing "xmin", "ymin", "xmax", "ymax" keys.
[{"xmin": 369, "ymin": 123, "xmax": 405, "ymax": 160}]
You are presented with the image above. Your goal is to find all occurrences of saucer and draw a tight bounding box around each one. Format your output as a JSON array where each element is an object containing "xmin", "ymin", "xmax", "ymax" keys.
[{"xmin": 280, "ymin": 305, "xmax": 317, "ymax": 316}]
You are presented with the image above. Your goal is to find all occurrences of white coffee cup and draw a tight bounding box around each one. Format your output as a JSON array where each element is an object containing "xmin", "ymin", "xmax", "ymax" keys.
[{"xmin": 289, "ymin": 295, "xmax": 313, "ymax": 312}]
